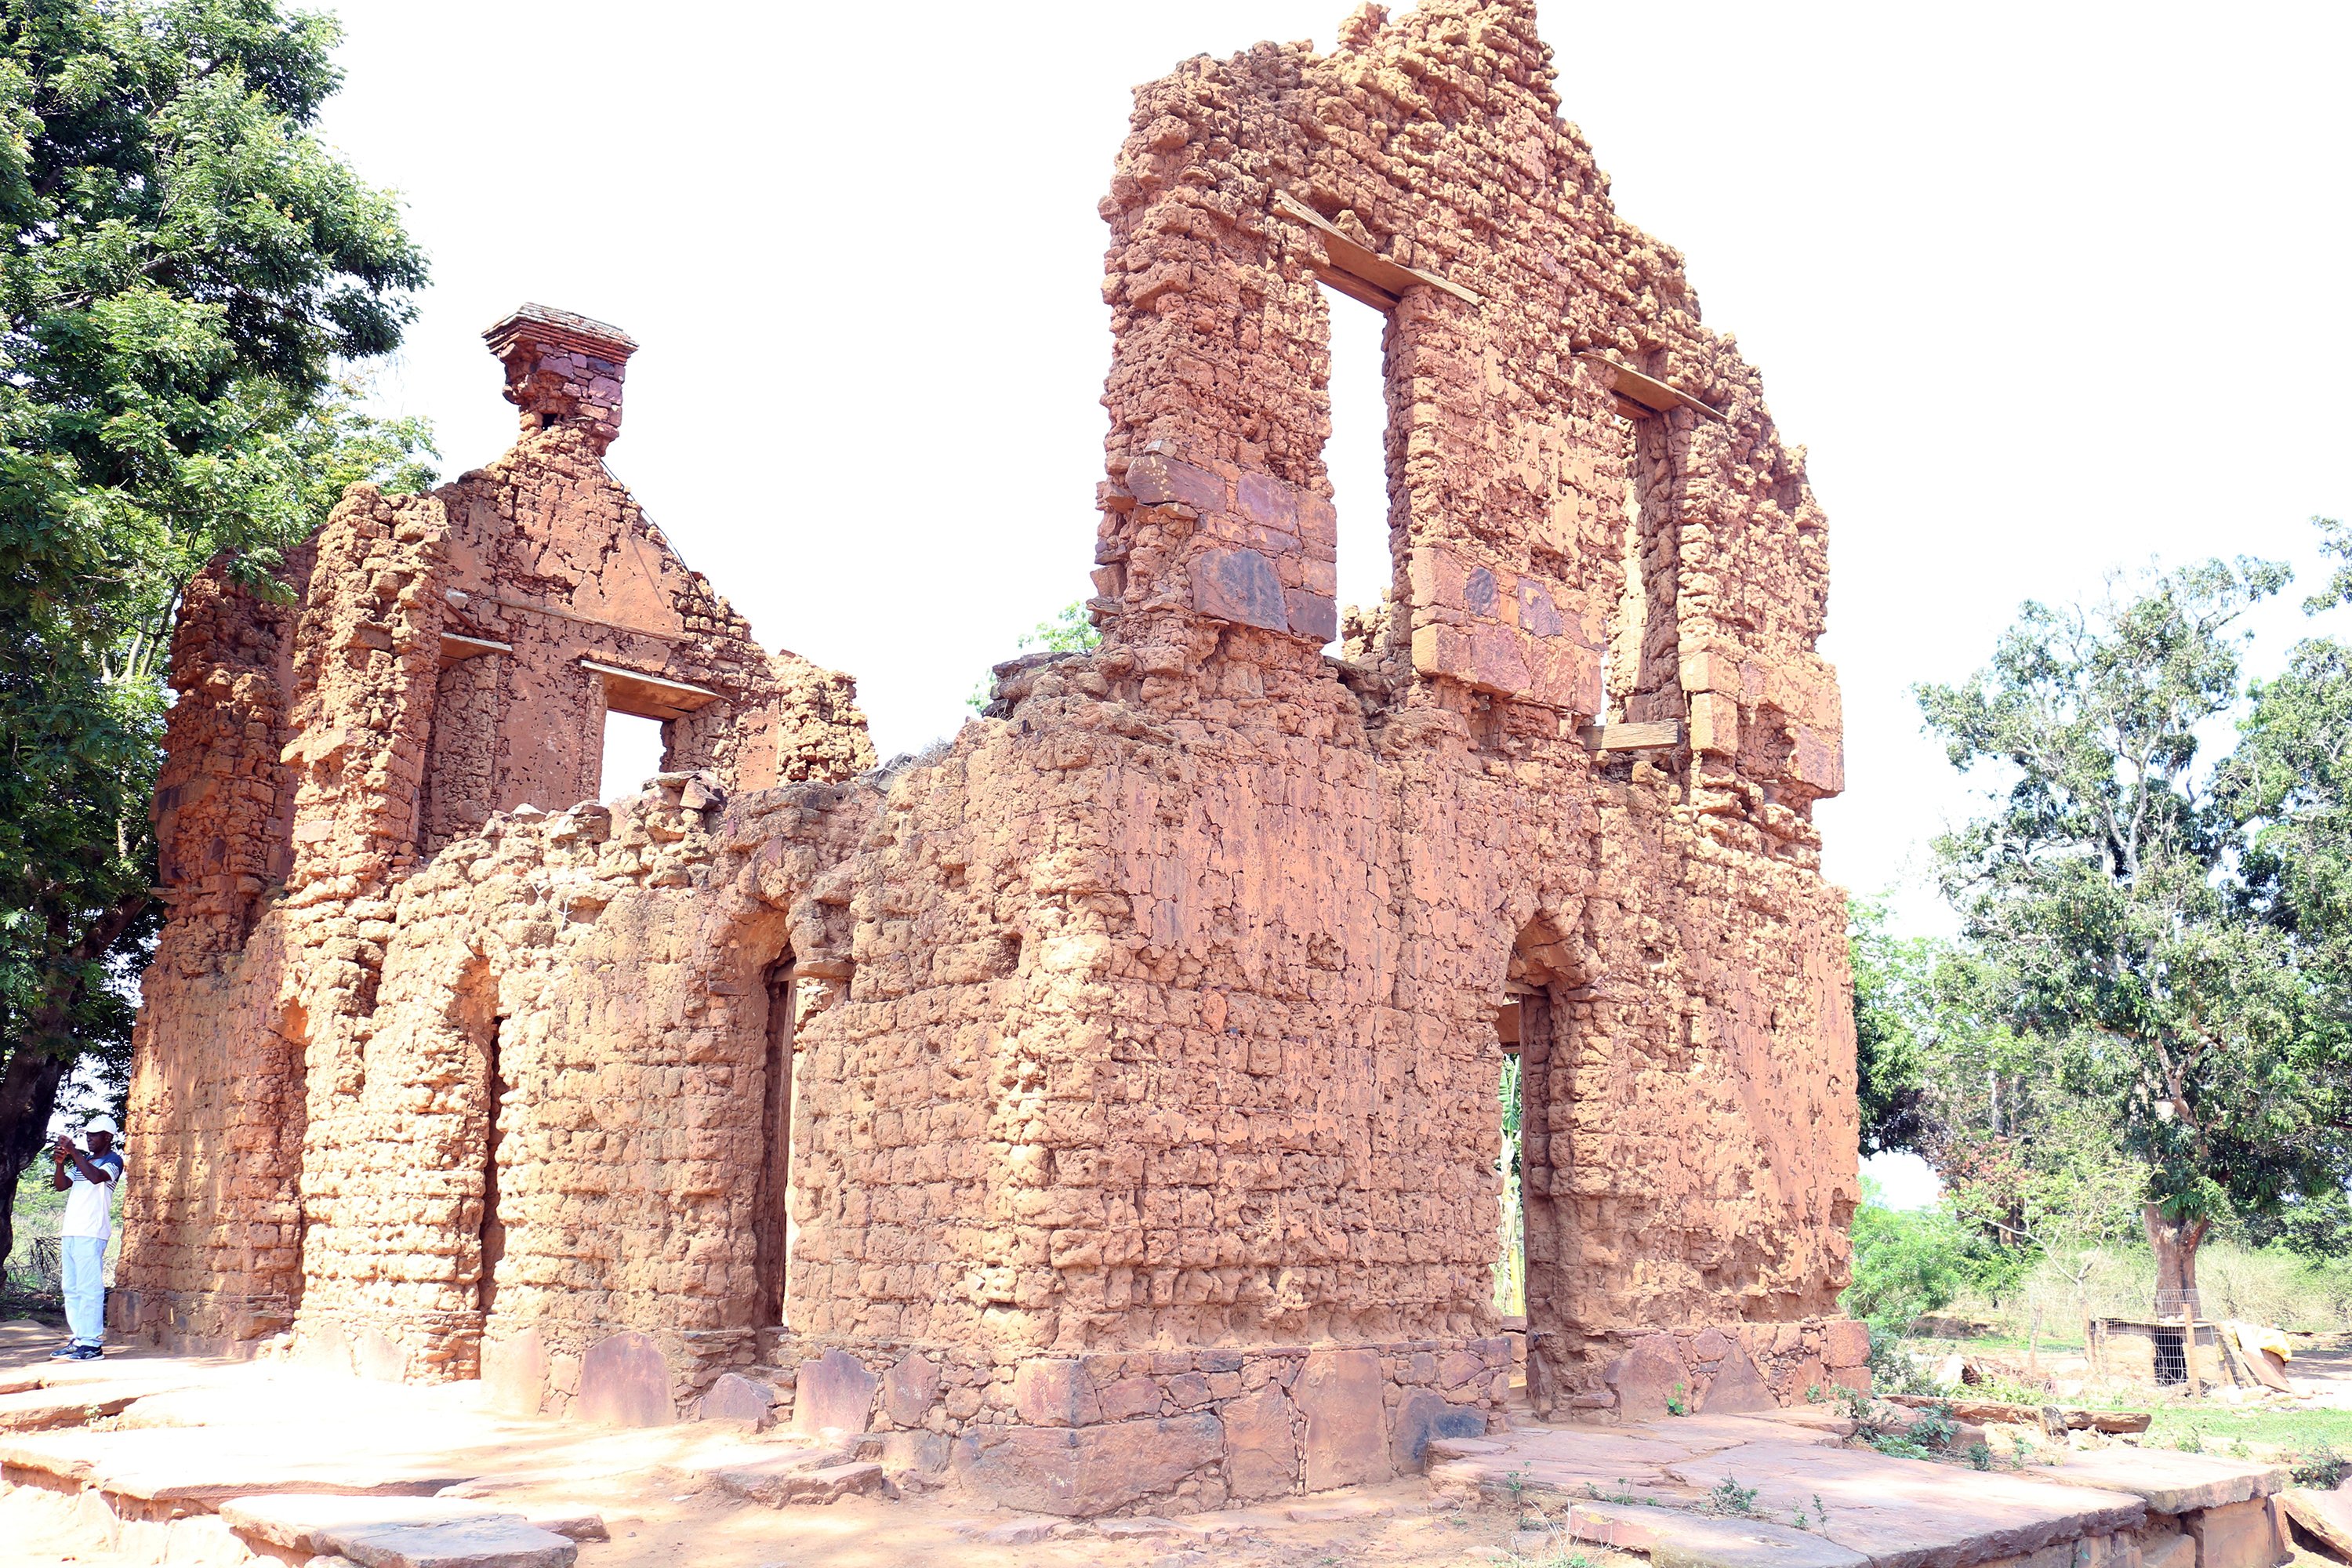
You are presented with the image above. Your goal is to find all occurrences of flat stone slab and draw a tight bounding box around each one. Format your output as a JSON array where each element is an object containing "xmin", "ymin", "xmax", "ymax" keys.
[
  {"xmin": 1427, "ymin": 1425, "xmax": 1715, "ymax": 1504},
  {"xmin": 949, "ymin": 1514, "xmax": 1064, "ymax": 1544},
  {"xmin": 1286, "ymin": 1497, "xmax": 1398, "ymax": 1523},
  {"xmin": 2038, "ymin": 1447, "xmax": 2285, "ymax": 1512},
  {"xmin": 1660, "ymin": 1440, "xmax": 2146, "ymax": 1568},
  {"xmin": 218, "ymin": 1494, "xmax": 577, "ymax": 1568},
  {"xmin": 1628, "ymin": 1416, "xmax": 1846, "ymax": 1452},
  {"xmin": 1565, "ymin": 1498, "xmax": 1869, "ymax": 1568},
  {"xmin": 663, "ymin": 1439, "xmax": 882, "ymax": 1508},
  {"xmin": 1889, "ymin": 1396, "xmax": 2150, "ymax": 1435},
  {"xmin": 0, "ymin": 1381, "xmax": 159, "ymax": 1432},
  {"xmin": 1748, "ymin": 1406, "xmax": 1861, "ymax": 1437},
  {"xmin": 0, "ymin": 1427, "xmax": 470, "ymax": 1501},
  {"xmin": 2281, "ymin": 1488, "xmax": 2352, "ymax": 1559}
]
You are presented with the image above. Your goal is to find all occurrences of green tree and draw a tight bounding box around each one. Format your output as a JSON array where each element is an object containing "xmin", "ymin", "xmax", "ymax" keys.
[
  {"xmin": 1918, "ymin": 559, "xmax": 2340, "ymax": 1308},
  {"xmin": 967, "ymin": 600, "xmax": 1103, "ymax": 710},
  {"xmin": 0, "ymin": 0, "xmax": 428, "ymax": 1265}
]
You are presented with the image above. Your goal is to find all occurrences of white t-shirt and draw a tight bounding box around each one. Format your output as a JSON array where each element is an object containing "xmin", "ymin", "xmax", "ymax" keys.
[{"xmin": 60, "ymin": 1149, "xmax": 123, "ymax": 1241}]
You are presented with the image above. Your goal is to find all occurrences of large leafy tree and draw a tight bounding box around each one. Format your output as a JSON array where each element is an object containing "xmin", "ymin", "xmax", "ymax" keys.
[
  {"xmin": 1918, "ymin": 559, "xmax": 2345, "ymax": 1305},
  {"xmin": 0, "ymin": 0, "xmax": 429, "ymax": 1268}
]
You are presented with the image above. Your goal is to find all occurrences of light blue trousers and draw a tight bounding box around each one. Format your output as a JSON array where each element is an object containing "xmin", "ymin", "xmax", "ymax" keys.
[{"xmin": 60, "ymin": 1235, "xmax": 107, "ymax": 1346}]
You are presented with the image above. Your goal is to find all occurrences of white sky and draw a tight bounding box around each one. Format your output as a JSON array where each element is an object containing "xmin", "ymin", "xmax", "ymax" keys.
[{"xmin": 317, "ymin": 1, "xmax": 2352, "ymax": 939}]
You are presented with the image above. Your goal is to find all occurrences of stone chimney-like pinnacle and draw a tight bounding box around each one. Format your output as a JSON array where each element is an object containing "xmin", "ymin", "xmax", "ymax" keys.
[{"xmin": 481, "ymin": 303, "xmax": 637, "ymax": 452}]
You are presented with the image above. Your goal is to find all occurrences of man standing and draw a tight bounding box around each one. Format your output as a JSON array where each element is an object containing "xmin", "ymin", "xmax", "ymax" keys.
[{"xmin": 50, "ymin": 1116, "xmax": 124, "ymax": 1361}]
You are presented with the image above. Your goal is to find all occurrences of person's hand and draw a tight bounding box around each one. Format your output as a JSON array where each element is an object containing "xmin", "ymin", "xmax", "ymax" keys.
[{"xmin": 53, "ymin": 1134, "xmax": 74, "ymax": 1158}]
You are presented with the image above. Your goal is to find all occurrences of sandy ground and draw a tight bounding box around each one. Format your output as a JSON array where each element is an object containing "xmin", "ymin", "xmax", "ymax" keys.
[{"xmin": 0, "ymin": 1319, "xmax": 1606, "ymax": 1568}]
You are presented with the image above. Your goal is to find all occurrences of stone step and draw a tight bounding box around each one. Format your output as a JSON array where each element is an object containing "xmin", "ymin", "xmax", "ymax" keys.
[
  {"xmin": 218, "ymin": 1494, "xmax": 579, "ymax": 1568},
  {"xmin": 0, "ymin": 1425, "xmax": 472, "ymax": 1504},
  {"xmin": 1430, "ymin": 1421, "xmax": 2156, "ymax": 1568},
  {"xmin": 1657, "ymin": 1439, "xmax": 2146, "ymax": 1568},
  {"xmin": 1563, "ymin": 1497, "xmax": 1867, "ymax": 1568},
  {"xmin": 0, "ymin": 1381, "xmax": 168, "ymax": 1432},
  {"xmin": 658, "ymin": 1435, "xmax": 884, "ymax": 1507},
  {"xmin": 2031, "ymin": 1448, "xmax": 2285, "ymax": 1513}
]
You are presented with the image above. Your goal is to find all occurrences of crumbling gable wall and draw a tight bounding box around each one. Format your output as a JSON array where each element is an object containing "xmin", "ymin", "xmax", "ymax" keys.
[{"xmin": 121, "ymin": 307, "xmax": 876, "ymax": 1357}]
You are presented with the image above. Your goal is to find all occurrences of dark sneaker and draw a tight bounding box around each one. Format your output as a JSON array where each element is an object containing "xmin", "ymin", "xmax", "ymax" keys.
[
  {"xmin": 48, "ymin": 1342, "xmax": 80, "ymax": 1359},
  {"xmin": 66, "ymin": 1344, "xmax": 104, "ymax": 1360}
]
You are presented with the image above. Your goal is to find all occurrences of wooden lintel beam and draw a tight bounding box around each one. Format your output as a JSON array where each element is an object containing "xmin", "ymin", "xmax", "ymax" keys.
[
  {"xmin": 1582, "ymin": 720, "xmax": 1683, "ymax": 752},
  {"xmin": 583, "ymin": 657, "xmax": 723, "ymax": 719},
  {"xmin": 1577, "ymin": 352, "xmax": 1730, "ymax": 424},
  {"xmin": 1272, "ymin": 193, "xmax": 1481, "ymax": 308},
  {"xmin": 438, "ymin": 632, "xmax": 513, "ymax": 665}
]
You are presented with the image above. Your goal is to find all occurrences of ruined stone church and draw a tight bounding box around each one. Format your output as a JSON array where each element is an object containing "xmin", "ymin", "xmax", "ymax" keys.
[{"xmin": 122, "ymin": 0, "xmax": 1864, "ymax": 1514}]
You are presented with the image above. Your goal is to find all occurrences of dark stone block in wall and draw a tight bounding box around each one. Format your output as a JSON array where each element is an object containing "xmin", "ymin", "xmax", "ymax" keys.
[
  {"xmin": 1285, "ymin": 590, "xmax": 1339, "ymax": 644},
  {"xmin": 699, "ymin": 1370, "xmax": 777, "ymax": 1428},
  {"xmin": 1697, "ymin": 1348, "xmax": 1778, "ymax": 1414},
  {"xmin": 953, "ymin": 1414, "xmax": 1225, "ymax": 1515},
  {"xmin": 1390, "ymin": 1386, "xmax": 1486, "ymax": 1473},
  {"xmin": 1221, "ymin": 1385, "xmax": 1298, "ymax": 1500},
  {"xmin": 1296, "ymin": 1348, "xmax": 1391, "ymax": 1490},
  {"xmin": 884, "ymin": 1352, "xmax": 939, "ymax": 1427},
  {"xmin": 1517, "ymin": 579, "xmax": 1566, "ymax": 637},
  {"xmin": 1014, "ymin": 1358, "xmax": 1100, "ymax": 1427},
  {"xmin": 1606, "ymin": 1334, "xmax": 1688, "ymax": 1424},
  {"xmin": 1192, "ymin": 547, "xmax": 1290, "ymax": 633},
  {"xmin": 792, "ymin": 1347, "xmax": 879, "ymax": 1437},
  {"xmin": 578, "ymin": 1330, "xmax": 674, "ymax": 1427},
  {"xmin": 482, "ymin": 1326, "xmax": 546, "ymax": 1417},
  {"xmin": 1127, "ymin": 453, "xmax": 1226, "ymax": 514},
  {"xmin": 1236, "ymin": 470, "xmax": 1298, "ymax": 533}
]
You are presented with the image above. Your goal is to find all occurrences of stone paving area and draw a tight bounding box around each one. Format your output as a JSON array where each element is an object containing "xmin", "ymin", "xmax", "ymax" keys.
[{"xmin": 0, "ymin": 1330, "xmax": 2323, "ymax": 1568}]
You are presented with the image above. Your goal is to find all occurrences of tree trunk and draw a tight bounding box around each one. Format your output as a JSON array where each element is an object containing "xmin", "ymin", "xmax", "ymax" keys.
[
  {"xmin": 0, "ymin": 1046, "xmax": 69, "ymax": 1271},
  {"xmin": 2143, "ymin": 1203, "xmax": 2210, "ymax": 1304}
]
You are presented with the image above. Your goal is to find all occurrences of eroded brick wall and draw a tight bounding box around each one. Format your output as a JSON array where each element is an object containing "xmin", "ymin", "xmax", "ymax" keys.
[
  {"xmin": 124, "ymin": 0, "xmax": 1857, "ymax": 1519},
  {"xmin": 120, "ymin": 309, "xmax": 877, "ymax": 1358}
]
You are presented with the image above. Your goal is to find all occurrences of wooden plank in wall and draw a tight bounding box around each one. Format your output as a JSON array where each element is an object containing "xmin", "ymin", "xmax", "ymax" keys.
[
  {"xmin": 1582, "ymin": 720, "xmax": 1683, "ymax": 752},
  {"xmin": 1577, "ymin": 352, "xmax": 1730, "ymax": 424},
  {"xmin": 1272, "ymin": 192, "xmax": 1482, "ymax": 307},
  {"xmin": 583, "ymin": 658, "xmax": 722, "ymax": 720}
]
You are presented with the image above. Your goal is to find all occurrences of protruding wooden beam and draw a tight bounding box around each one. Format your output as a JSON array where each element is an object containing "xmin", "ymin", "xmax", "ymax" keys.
[
  {"xmin": 1577, "ymin": 352, "xmax": 1729, "ymax": 424},
  {"xmin": 438, "ymin": 632, "xmax": 513, "ymax": 666},
  {"xmin": 1582, "ymin": 720, "xmax": 1683, "ymax": 752},
  {"xmin": 583, "ymin": 658, "xmax": 722, "ymax": 720},
  {"xmin": 1273, "ymin": 192, "xmax": 1482, "ymax": 308}
]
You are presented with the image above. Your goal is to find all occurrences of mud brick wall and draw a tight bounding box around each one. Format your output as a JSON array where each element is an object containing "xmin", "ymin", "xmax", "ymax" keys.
[
  {"xmin": 118, "ymin": 307, "xmax": 877, "ymax": 1359},
  {"xmin": 125, "ymin": 0, "xmax": 1860, "ymax": 1516}
]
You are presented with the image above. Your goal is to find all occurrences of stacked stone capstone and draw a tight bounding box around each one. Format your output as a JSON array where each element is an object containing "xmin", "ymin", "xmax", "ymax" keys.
[{"xmin": 121, "ymin": 0, "xmax": 1865, "ymax": 1519}]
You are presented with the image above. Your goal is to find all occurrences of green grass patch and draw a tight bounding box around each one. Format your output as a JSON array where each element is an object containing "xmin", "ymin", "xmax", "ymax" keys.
[{"xmin": 2147, "ymin": 1405, "xmax": 2352, "ymax": 1452}]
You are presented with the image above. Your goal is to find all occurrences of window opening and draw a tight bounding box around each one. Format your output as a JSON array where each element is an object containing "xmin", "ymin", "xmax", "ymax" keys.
[
  {"xmin": 754, "ymin": 960, "xmax": 797, "ymax": 1326},
  {"xmin": 598, "ymin": 710, "xmax": 665, "ymax": 802},
  {"xmin": 1319, "ymin": 281, "xmax": 1395, "ymax": 652}
]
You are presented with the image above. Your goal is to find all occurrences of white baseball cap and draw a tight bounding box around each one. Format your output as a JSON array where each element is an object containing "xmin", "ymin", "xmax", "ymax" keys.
[{"xmin": 84, "ymin": 1115, "xmax": 120, "ymax": 1135}]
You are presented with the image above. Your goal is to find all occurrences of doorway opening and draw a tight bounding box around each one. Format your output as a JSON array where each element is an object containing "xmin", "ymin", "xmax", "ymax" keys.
[
  {"xmin": 478, "ymin": 1013, "xmax": 510, "ymax": 1316},
  {"xmin": 1319, "ymin": 281, "xmax": 1396, "ymax": 652},
  {"xmin": 1494, "ymin": 999, "xmax": 1525, "ymax": 1319},
  {"xmin": 754, "ymin": 958, "xmax": 797, "ymax": 1326}
]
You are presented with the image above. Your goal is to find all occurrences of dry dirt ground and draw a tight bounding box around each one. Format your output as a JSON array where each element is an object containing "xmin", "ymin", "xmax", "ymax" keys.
[{"xmin": 0, "ymin": 1321, "xmax": 1606, "ymax": 1568}]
